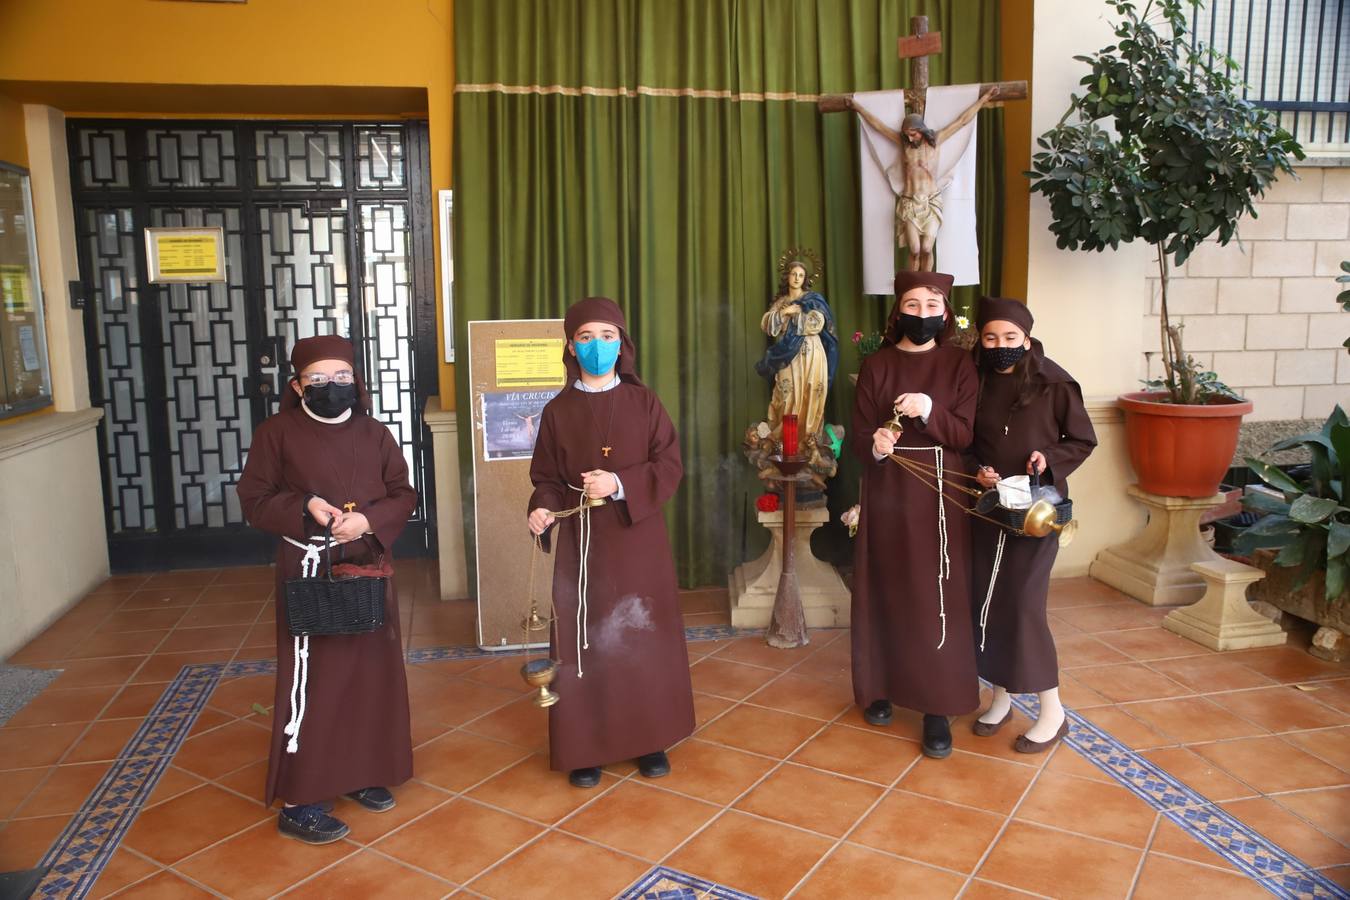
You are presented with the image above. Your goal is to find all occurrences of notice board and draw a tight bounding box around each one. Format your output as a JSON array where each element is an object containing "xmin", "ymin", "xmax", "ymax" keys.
[{"xmin": 468, "ymin": 319, "xmax": 566, "ymax": 650}]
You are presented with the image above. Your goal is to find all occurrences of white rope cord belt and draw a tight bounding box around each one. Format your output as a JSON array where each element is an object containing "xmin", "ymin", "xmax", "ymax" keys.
[
  {"xmin": 564, "ymin": 484, "xmax": 595, "ymax": 679},
  {"xmin": 978, "ymin": 530, "xmax": 1007, "ymax": 652},
  {"xmin": 894, "ymin": 445, "xmax": 952, "ymax": 649},
  {"xmin": 280, "ymin": 534, "xmax": 333, "ymax": 753}
]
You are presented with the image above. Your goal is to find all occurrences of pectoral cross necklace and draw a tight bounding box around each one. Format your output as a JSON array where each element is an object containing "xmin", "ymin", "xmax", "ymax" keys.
[{"xmin": 583, "ymin": 386, "xmax": 620, "ymax": 461}]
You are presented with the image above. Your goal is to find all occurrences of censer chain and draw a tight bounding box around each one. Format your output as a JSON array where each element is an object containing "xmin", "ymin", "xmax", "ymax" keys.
[{"xmin": 883, "ymin": 453, "xmax": 1026, "ymax": 534}]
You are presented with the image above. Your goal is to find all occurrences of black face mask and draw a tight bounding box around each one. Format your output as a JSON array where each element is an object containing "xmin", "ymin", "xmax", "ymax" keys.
[
  {"xmin": 982, "ymin": 345, "xmax": 1028, "ymax": 371},
  {"xmin": 899, "ymin": 313, "xmax": 945, "ymax": 345},
  {"xmin": 303, "ymin": 382, "xmax": 358, "ymax": 418}
]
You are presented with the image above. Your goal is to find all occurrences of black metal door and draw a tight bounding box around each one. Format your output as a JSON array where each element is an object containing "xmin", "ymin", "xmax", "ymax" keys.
[{"xmin": 69, "ymin": 121, "xmax": 436, "ymax": 571}]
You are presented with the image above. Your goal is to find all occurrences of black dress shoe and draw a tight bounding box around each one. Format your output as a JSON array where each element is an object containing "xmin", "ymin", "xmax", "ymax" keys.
[
  {"xmin": 569, "ymin": 766, "xmax": 602, "ymax": 788},
  {"xmin": 636, "ymin": 751, "xmax": 670, "ymax": 778},
  {"xmin": 921, "ymin": 714, "xmax": 953, "ymax": 759},
  {"xmin": 278, "ymin": 804, "xmax": 350, "ymax": 844},
  {"xmin": 863, "ymin": 699, "xmax": 893, "ymax": 726},
  {"xmin": 343, "ymin": 786, "xmax": 396, "ymax": 812}
]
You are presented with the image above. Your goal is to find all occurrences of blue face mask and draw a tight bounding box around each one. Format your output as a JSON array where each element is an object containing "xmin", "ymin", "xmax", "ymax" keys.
[{"xmin": 574, "ymin": 337, "xmax": 621, "ymax": 377}]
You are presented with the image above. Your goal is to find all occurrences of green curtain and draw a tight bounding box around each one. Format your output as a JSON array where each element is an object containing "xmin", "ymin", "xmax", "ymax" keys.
[{"xmin": 453, "ymin": 0, "xmax": 1003, "ymax": 589}]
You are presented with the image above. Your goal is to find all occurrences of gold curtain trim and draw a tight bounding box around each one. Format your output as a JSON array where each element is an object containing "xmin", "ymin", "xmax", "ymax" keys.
[{"xmin": 454, "ymin": 82, "xmax": 822, "ymax": 103}]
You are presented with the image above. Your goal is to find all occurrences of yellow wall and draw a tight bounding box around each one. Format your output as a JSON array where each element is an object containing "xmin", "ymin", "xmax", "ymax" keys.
[
  {"xmin": 0, "ymin": 92, "xmax": 26, "ymax": 167},
  {"xmin": 0, "ymin": 0, "xmax": 456, "ymax": 407},
  {"xmin": 1000, "ymin": 0, "xmax": 1032, "ymax": 300}
]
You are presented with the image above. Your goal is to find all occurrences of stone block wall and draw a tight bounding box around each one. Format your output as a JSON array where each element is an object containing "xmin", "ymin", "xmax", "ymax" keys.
[{"xmin": 1142, "ymin": 164, "xmax": 1350, "ymax": 424}]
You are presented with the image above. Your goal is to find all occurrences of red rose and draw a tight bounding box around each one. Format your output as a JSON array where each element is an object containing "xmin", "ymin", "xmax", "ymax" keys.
[
  {"xmin": 852, "ymin": 331, "xmax": 864, "ymax": 343},
  {"xmin": 756, "ymin": 493, "xmax": 780, "ymax": 513}
]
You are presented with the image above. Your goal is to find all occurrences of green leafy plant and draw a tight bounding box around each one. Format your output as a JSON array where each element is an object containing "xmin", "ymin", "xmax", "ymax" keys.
[
  {"xmin": 1338, "ymin": 260, "xmax": 1349, "ymax": 353},
  {"xmin": 851, "ymin": 330, "xmax": 884, "ymax": 357},
  {"xmin": 1026, "ymin": 0, "xmax": 1304, "ymax": 404},
  {"xmin": 1235, "ymin": 405, "xmax": 1350, "ymax": 602}
]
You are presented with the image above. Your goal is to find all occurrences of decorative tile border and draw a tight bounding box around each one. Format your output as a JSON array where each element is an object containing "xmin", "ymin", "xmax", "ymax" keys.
[
  {"xmin": 1008, "ymin": 693, "xmax": 1349, "ymax": 900},
  {"xmin": 21, "ymin": 628, "xmax": 1348, "ymax": 900}
]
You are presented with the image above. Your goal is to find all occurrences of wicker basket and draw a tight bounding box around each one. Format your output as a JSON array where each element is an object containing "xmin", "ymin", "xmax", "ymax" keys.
[{"xmin": 284, "ymin": 529, "xmax": 386, "ymax": 637}]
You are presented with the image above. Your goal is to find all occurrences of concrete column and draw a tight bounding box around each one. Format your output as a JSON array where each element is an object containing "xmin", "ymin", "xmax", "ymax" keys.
[{"xmin": 424, "ymin": 397, "xmax": 469, "ymax": 600}]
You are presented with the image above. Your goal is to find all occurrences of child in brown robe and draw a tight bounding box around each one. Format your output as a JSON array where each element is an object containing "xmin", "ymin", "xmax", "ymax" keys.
[
  {"xmin": 527, "ymin": 297, "xmax": 693, "ymax": 788},
  {"xmin": 969, "ymin": 297, "xmax": 1096, "ymax": 752}
]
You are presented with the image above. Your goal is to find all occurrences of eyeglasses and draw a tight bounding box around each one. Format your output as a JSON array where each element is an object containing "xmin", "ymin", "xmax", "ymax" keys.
[{"xmin": 301, "ymin": 370, "xmax": 355, "ymax": 387}]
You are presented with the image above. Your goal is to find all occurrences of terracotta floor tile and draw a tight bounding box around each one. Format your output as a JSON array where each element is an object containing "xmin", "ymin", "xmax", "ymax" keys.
[
  {"xmin": 692, "ymin": 692, "xmax": 735, "ymax": 728},
  {"xmin": 734, "ymin": 763, "xmax": 882, "ymax": 838},
  {"xmin": 961, "ymin": 879, "xmax": 1047, "ymax": 899},
  {"xmin": 744, "ymin": 672, "xmax": 853, "ymax": 720},
  {"xmin": 1139, "ymin": 747, "xmax": 1260, "ymax": 802},
  {"xmin": 1191, "ymin": 736, "xmax": 1347, "ymax": 793},
  {"xmin": 1016, "ymin": 771, "xmax": 1158, "ymax": 846},
  {"xmin": 173, "ymin": 819, "xmax": 355, "ymax": 899},
  {"xmin": 468, "ymin": 754, "xmax": 616, "ymax": 824},
  {"xmin": 10, "ymin": 761, "xmax": 110, "ymax": 818},
  {"xmin": 1055, "ymin": 671, "xmax": 1113, "ymax": 708},
  {"xmin": 648, "ymin": 739, "xmax": 775, "ymax": 805},
  {"xmin": 977, "ymin": 820, "xmax": 1142, "ymax": 899},
  {"xmin": 794, "ymin": 842, "xmax": 965, "ymax": 899},
  {"xmin": 1321, "ymin": 865, "xmax": 1350, "ymax": 889},
  {"xmin": 117, "ymin": 588, "xmax": 202, "ymax": 610},
  {"xmin": 1209, "ymin": 686, "xmax": 1348, "ymax": 733},
  {"xmin": 950, "ymin": 709, "xmax": 1051, "ymax": 764},
  {"xmin": 1078, "ymin": 707, "xmax": 1173, "ymax": 750},
  {"xmin": 1282, "ymin": 726, "xmax": 1350, "ymax": 772},
  {"xmin": 336, "ymin": 778, "xmax": 452, "ymax": 845},
  {"xmin": 1147, "ymin": 655, "xmax": 1278, "ymax": 694},
  {"xmin": 173, "ymin": 718, "xmax": 270, "ymax": 780},
  {"xmin": 112, "ymin": 870, "xmax": 216, "ymax": 898},
  {"xmin": 69, "ymin": 629, "xmax": 168, "ymax": 660},
  {"xmin": 1043, "ymin": 743, "xmax": 1116, "ymax": 783},
  {"xmin": 688, "ymin": 658, "xmax": 780, "ymax": 700},
  {"xmin": 5, "ymin": 685, "xmax": 119, "ymax": 727},
  {"xmin": 791, "ymin": 648, "xmax": 852, "ymax": 682},
  {"xmin": 1048, "ymin": 576, "xmax": 1132, "ymax": 608},
  {"xmin": 468, "ymin": 830, "xmax": 646, "ymax": 900},
  {"xmin": 205, "ymin": 674, "xmax": 275, "ymax": 719},
  {"xmin": 1307, "ymin": 678, "xmax": 1350, "ymax": 716},
  {"xmin": 177, "ymin": 601, "xmax": 265, "ymax": 629},
  {"xmin": 211, "ymin": 565, "xmax": 275, "ymax": 585},
  {"xmin": 850, "ymin": 790, "xmax": 1004, "ymax": 873},
  {"xmin": 1051, "ymin": 603, "xmax": 1169, "ymax": 633},
  {"xmin": 196, "ymin": 582, "xmax": 273, "ymax": 604},
  {"xmin": 1097, "ymin": 627, "xmax": 1211, "ymax": 661},
  {"xmin": 458, "ymin": 694, "xmax": 549, "ymax": 751},
  {"xmin": 1069, "ymin": 663, "xmax": 1192, "ymax": 703},
  {"xmin": 156, "ymin": 624, "xmax": 251, "ymax": 654},
  {"xmin": 44, "ymin": 659, "xmax": 144, "ymax": 693},
  {"xmin": 1273, "ymin": 786, "xmax": 1350, "ymax": 845},
  {"xmin": 279, "ymin": 848, "xmax": 450, "ymax": 899},
  {"xmin": 143, "ymin": 766, "xmax": 206, "ymax": 808},
  {"xmin": 214, "ymin": 759, "xmax": 267, "ymax": 801},
  {"xmin": 100, "ymin": 682, "xmax": 173, "ymax": 720},
  {"xmin": 410, "ymin": 678, "xmax": 520, "ymax": 729},
  {"xmin": 186, "ymin": 707, "xmax": 235, "ymax": 739},
  {"xmin": 142, "ymin": 569, "xmax": 219, "ymax": 589},
  {"xmin": 712, "ymin": 635, "xmax": 816, "ymax": 670},
  {"xmin": 0, "ymin": 766, "xmax": 47, "ymax": 818},
  {"xmin": 129, "ymin": 650, "xmax": 233, "ymax": 684},
  {"xmin": 240, "ymin": 622, "xmax": 275, "ymax": 650},
  {"xmin": 124, "ymin": 784, "xmax": 270, "ymax": 864},
  {"xmin": 561, "ymin": 780, "xmax": 719, "ymax": 860},
  {"xmin": 1227, "ymin": 646, "xmax": 1350, "ymax": 684},
  {"xmin": 1220, "ymin": 797, "xmax": 1350, "ymax": 867},
  {"xmin": 899, "ymin": 750, "xmax": 1037, "ymax": 815},
  {"xmin": 414, "ymin": 730, "xmax": 531, "ymax": 792},
  {"xmin": 377, "ymin": 796, "xmax": 544, "ymax": 883},
  {"xmin": 1132, "ymin": 853, "xmax": 1269, "ymax": 899},
  {"xmin": 91, "ymin": 574, "xmax": 151, "ymax": 593},
  {"xmin": 665, "ymin": 810, "xmax": 832, "ymax": 899},
  {"xmin": 460, "ymin": 656, "xmax": 536, "ymax": 694},
  {"xmin": 96, "ymin": 607, "xmax": 188, "ymax": 634},
  {"xmin": 790, "ymin": 724, "xmax": 920, "ymax": 785},
  {"xmin": 1125, "ymin": 696, "xmax": 1267, "ymax": 743},
  {"xmin": 86, "ymin": 848, "xmax": 161, "ymax": 899},
  {"xmin": 0, "ymin": 722, "xmax": 86, "ymax": 769},
  {"xmin": 696, "ymin": 704, "xmax": 822, "ymax": 758},
  {"xmin": 1150, "ymin": 816, "xmax": 1243, "ymax": 871},
  {"xmin": 0, "ymin": 813, "xmax": 68, "ymax": 870}
]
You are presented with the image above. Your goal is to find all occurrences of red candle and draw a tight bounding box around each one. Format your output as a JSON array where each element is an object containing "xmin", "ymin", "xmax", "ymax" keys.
[{"xmin": 781, "ymin": 414, "xmax": 799, "ymax": 458}]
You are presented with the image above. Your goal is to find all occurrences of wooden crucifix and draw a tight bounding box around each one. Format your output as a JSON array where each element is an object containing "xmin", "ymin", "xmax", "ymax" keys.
[{"xmin": 819, "ymin": 16, "xmax": 1027, "ymax": 276}]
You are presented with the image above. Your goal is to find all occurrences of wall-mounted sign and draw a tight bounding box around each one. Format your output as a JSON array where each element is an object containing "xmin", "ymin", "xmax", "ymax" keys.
[
  {"xmin": 440, "ymin": 189, "xmax": 455, "ymax": 363},
  {"xmin": 493, "ymin": 338, "xmax": 565, "ymax": 387},
  {"xmin": 145, "ymin": 226, "xmax": 226, "ymax": 283}
]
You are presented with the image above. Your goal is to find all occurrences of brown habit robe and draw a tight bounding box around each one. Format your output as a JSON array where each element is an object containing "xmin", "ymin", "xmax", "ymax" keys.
[
  {"xmin": 850, "ymin": 342, "xmax": 981, "ymax": 716},
  {"xmin": 236, "ymin": 406, "xmax": 418, "ymax": 806},
  {"xmin": 970, "ymin": 344, "xmax": 1096, "ymax": 693},
  {"xmin": 528, "ymin": 381, "xmax": 693, "ymax": 771}
]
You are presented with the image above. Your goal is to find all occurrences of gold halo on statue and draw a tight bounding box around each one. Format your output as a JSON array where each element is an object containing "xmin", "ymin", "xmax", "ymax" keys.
[{"xmin": 776, "ymin": 247, "xmax": 824, "ymax": 289}]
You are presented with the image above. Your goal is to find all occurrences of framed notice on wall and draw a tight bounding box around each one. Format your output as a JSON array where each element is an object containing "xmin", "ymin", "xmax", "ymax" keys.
[
  {"xmin": 0, "ymin": 162, "xmax": 53, "ymax": 419},
  {"xmin": 145, "ymin": 226, "xmax": 226, "ymax": 283}
]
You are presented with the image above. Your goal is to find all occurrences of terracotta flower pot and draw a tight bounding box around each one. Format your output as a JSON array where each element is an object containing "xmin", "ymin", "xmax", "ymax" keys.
[{"xmin": 1118, "ymin": 391, "xmax": 1253, "ymax": 498}]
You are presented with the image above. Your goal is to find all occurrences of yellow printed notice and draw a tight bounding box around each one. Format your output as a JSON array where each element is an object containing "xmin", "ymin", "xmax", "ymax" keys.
[
  {"xmin": 495, "ymin": 338, "xmax": 565, "ymax": 387},
  {"xmin": 146, "ymin": 227, "xmax": 226, "ymax": 282}
]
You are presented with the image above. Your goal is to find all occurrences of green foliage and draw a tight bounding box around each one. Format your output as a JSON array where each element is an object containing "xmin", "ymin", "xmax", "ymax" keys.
[
  {"xmin": 1236, "ymin": 405, "xmax": 1350, "ymax": 602},
  {"xmin": 1027, "ymin": 0, "xmax": 1303, "ymax": 403},
  {"xmin": 1140, "ymin": 349, "xmax": 1242, "ymax": 403},
  {"xmin": 851, "ymin": 330, "xmax": 884, "ymax": 357},
  {"xmin": 1338, "ymin": 260, "xmax": 1350, "ymax": 352}
]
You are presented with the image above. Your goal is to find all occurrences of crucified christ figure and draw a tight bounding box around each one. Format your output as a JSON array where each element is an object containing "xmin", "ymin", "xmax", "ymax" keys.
[{"xmin": 845, "ymin": 84, "xmax": 999, "ymax": 272}]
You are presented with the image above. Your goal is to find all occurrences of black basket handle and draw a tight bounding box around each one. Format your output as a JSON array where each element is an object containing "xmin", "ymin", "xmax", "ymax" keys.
[{"xmin": 320, "ymin": 521, "xmax": 384, "ymax": 581}]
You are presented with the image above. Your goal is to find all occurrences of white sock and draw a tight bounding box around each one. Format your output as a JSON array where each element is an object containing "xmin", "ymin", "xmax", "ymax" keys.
[
  {"xmin": 979, "ymin": 685, "xmax": 1011, "ymax": 724},
  {"xmin": 1025, "ymin": 687, "xmax": 1065, "ymax": 742}
]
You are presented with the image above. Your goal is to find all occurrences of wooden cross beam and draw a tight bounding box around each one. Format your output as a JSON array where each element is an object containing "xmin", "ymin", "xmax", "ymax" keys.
[{"xmin": 818, "ymin": 15, "xmax": 1027, "ymax": 115}]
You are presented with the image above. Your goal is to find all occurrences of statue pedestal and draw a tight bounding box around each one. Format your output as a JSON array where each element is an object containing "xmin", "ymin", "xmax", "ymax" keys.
[
  {"xmin": 1089, "ymin": 486, "xmax": 1223, "ymax": 607},
  {"xmin": 730, "ymin": 506, "xmax": 850, "ymax": 629},
  {"xmin": 1163, "ymin": 559, "xmax": 1286, "ymax": 651}
]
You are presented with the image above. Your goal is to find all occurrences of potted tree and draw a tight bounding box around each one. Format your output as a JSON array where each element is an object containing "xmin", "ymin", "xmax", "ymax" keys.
[{"xmin": 1027, "ymin": 0, "xmax": 1303, "ymax": 498}]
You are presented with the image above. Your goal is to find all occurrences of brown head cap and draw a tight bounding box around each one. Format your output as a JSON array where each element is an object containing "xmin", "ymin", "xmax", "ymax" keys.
[
  {"xmin": 284, "ymin": 334, "xmax": 370, "ymax": 412},
  {"xmin": 561, "ymin": 296, "xmax": 643, "ymax": 386},
  {"xmin": 976, "ymin": 296, "xmax": 1034, "ymax": 335}
]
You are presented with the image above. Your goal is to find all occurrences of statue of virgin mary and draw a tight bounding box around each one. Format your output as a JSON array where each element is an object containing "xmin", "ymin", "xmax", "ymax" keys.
[{"xmin": 755, "ymin": 249, "xmax": 838, "ymax": 443}]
